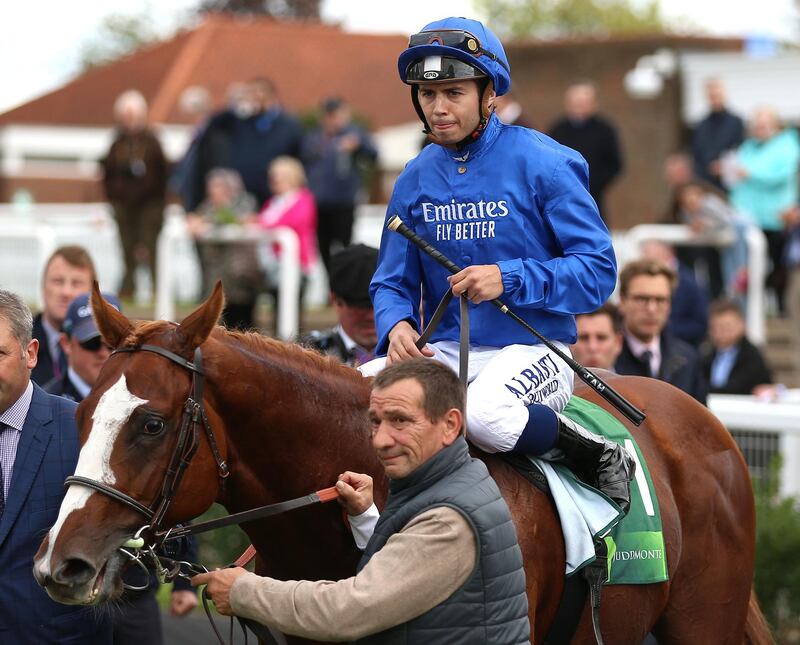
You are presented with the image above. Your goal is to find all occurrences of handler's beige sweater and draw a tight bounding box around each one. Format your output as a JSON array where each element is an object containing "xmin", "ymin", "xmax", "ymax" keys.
[{"xmin": 229, "ymin": 506, "xmax": 476, "ymax": 642}]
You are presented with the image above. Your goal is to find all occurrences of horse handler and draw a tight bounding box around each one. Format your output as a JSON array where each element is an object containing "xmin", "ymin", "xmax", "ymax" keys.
[{"xmin": 192, "ymin": 359, "xmax": 530, "ymax": 643}]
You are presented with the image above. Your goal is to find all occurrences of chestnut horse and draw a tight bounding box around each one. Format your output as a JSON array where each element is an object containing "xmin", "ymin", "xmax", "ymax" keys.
[{"xmin": 34, "ymin": 285, "xmax": 771, "ymax": 644}]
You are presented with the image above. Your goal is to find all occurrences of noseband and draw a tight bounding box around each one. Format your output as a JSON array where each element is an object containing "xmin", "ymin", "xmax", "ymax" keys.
[{"xmin": 64, "ymin": 344, "xmax": 229, "ymax": 537}]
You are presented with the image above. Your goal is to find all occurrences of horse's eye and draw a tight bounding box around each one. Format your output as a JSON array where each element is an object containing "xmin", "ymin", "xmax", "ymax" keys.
[{"xmin": 143, "ymin": 419, "xmax": 165, "ymax": 436}]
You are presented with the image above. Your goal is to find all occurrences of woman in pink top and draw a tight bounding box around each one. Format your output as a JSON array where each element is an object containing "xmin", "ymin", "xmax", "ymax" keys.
[{"xmin": 254, "ymin": 156, "xmax": 319, "ymax": 332}]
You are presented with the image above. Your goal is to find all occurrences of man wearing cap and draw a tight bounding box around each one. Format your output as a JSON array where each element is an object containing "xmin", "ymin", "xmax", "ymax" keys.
[
  {"xmin": 300, "ymin": 244, "xmax": 379, "ymax": 366},
  {"xmin": 301, "ymin": 97, "xmax": 378, "ymax": 274},
  {"xmin": 43, "ymin": 292, "xmax": 120, "ymax": 402},
  {"xmin": 364, "ymin": 17, "xmax": 634, "ymax": 512}
]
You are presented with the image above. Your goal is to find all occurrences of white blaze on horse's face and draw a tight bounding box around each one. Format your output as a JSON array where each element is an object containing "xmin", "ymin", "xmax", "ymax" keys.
[{"xmin": 39, "ymin": 375, "xmax": 147, "ymax": 574}]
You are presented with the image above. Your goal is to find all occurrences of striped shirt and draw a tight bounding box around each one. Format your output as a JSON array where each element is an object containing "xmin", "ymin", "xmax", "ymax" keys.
[{"xmin": 0, "ymin": 380, "xmax": 34, "ymax": 500}]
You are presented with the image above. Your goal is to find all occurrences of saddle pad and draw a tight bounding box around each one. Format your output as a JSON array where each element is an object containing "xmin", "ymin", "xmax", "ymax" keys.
[{"xmin": 562, "ymin": 396, "xmax": 669, "ymax": 585}]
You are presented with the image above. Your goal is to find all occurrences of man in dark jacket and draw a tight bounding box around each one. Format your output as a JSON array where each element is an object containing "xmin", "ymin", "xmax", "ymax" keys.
[
  {"xmin": 640, "ymin": 239, "xmax": 709, "ymax": 347},
  {"xmin": 192, "ymin": 359, "xmax": 529, "ymax": 643},
  {"xmin": 701, "ymin": 298, "xmax": 772, "ymax": 395},
  {"xmin": 180, "ymin": 79, "xmax": 303, "ymax": 212},
  {"xmin": 300, "ymin": 244, "xmax": 378, "ymax": 366},
  {"xmin": 0, "ymin": 289, "xmax": 112, "ymax": 643},
  {"xmin": 691, "ymin": 78, "xmax": 744, "ymax": 192},
  {"xmin": 615, "ymin": 259, "xmax": 708, "ymax": 404},
  {"xmin": 549, "ymin": 81, "xmax": 623, "ymax": 225},
  {"xmin": 302, "ymin": 97, "xmax": 378, "ymax": 274}
]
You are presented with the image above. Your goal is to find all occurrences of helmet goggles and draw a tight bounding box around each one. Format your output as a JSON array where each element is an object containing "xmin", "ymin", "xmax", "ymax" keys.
[
  {"xmin": 407, "ymin": 29, "xmax": 510, "ymax": 74},
  {"xmin": 405, "ymin": 56, "xmax": 486, "ymax": 83}
]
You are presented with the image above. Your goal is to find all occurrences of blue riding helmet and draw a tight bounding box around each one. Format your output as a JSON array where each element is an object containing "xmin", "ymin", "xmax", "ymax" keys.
[{"xmin": 397, "ymin": 17, "xmax": 511, "ymax": 96}]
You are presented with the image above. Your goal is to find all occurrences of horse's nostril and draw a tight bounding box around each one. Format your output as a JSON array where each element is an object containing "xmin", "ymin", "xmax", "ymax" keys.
[
  {"xmin": 32, "ymin": 565, "xmax": 53, "ymax": 588},
  {"xmin": 54, "ymin": 557, "xmax": 97, "ymax": 586}
]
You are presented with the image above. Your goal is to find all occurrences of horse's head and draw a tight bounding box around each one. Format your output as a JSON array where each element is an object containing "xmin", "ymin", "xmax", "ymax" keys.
[{"xmin": 33, "ymin": 282, "xmax": 226, "ymax": 605}]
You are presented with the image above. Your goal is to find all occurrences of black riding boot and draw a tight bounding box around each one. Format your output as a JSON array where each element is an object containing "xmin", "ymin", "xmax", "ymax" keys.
[{"xmin": 553, "ymin": 413, "xmax": 635, "ymax": 514}]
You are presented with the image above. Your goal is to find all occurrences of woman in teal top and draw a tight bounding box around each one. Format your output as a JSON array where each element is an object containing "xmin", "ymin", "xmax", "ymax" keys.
[{"xmin": 729, "ymin": 106, "xmax": 800, "ymax": 313}]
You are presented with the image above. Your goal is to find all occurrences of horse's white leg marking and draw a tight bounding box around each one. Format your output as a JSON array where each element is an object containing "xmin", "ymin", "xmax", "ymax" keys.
[{"xmin": 37, "ymin": 375, "xmax": 147, "ymax": 576}]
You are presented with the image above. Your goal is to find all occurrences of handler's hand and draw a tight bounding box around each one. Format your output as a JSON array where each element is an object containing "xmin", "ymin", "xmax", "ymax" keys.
[
  {"xmin": 387, "ymin": 320, "xmax": 435, "ymax": 364},
  {"xmin": 336, "ymin": 471, "xmax": 373, "ymax": 516},
  {"xmin": 170, "ymin": 589, "xmax": 198, "ymax": 616},
  {"xmin": 448, "ymin": 265, "xmax": 503, "ymax": 304},
  {"xmin": 191, "ymin": 568, "xmax": 248, "ymax": 616}
]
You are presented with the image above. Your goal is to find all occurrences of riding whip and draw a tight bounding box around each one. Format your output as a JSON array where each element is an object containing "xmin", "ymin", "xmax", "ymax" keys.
[{"xmin": 387, "ymin": 215, "xmax": 646, "ymax": 426}]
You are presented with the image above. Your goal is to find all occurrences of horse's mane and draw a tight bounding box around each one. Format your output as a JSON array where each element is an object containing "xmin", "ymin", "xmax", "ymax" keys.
[
  {"xmin": 120, "ymin": 320, "xmax": 369, "ymax": 388},
  {"xmin": 220, "ymin": 327, "xmax": 369, "ymax": 387}
]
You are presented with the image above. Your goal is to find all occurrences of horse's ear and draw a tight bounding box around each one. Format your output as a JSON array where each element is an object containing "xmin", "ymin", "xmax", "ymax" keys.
[
  {"xmin": 91, "ymin": 281, "xmax": 133, "ymax": 348},
  {"xmin": 176, "ymin": 280, "xmax": 225, "ymax": 352}
]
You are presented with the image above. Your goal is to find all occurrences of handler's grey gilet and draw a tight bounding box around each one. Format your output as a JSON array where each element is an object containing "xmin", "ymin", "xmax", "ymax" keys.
[{"xmin": 354, "ymin": 437, "xmax": 529, "ymax": 645}]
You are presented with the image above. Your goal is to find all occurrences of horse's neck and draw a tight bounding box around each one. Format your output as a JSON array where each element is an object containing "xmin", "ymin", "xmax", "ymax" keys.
[
  {"xmin": 212, "ymin": 342, "xmax": 380, "ymax": 509},
  {"xmin": 207, "ymin": 341, "xmax": 385, "ymax": 581}
]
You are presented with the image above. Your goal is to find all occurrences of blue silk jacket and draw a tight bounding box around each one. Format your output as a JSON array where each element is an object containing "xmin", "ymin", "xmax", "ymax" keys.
[{"xmin": 370, "ymin": 113, "xmax": 617, "ymax": 354}]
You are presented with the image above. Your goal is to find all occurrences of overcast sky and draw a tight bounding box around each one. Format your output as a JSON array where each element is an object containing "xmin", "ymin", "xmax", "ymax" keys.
[{"xmin": 0, "ymin": 0, "xmax": 797, "ymax": 113}]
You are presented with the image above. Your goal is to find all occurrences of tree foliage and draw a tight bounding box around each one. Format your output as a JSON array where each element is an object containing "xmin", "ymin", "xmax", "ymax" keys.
[
  {"xmin": 753, "ymin": 460, "xmax": 800, "ymax": 633},
  {"xmin": 78, "ymin": 12, "xmax": 159, "ymax": 72},
  {"xmin": 474, "ymin": 0, "xmax": 669, "ymax": 39},
  {"xmin": 196, "ymin": 0, "xmax": 321, "ymax": 19}
]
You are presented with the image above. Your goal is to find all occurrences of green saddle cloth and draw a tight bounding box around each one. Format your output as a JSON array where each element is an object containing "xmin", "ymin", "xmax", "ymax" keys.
[{"xmin": 562, "ymin": 396, "xmax": 669, "ymax": 585}]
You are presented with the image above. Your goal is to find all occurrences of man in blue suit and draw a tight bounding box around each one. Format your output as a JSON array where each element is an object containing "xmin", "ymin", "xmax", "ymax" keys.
[{"xmin": 0, "ymin": 289, "xmax": 111, "ymax": 644}]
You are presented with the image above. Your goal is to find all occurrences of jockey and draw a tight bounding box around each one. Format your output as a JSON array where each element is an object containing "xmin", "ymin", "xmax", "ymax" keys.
[{"xmin": 362, "ymin": 17, "xmax": 635, "ymax": 512}]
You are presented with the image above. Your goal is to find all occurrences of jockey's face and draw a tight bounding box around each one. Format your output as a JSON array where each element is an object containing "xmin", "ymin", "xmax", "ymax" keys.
[
  {"xmin": 418, "ymin": 80, "xmax": 490, "ymax": 147},
  {"xmin": 368, "ymin": 378, "xmax": 461, "ymax": 479}
]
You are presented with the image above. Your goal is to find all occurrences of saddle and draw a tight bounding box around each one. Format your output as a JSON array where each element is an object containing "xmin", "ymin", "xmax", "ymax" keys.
[{"xmin": 499, "ymin": 451, "xmax": 609, "ymax": 645}]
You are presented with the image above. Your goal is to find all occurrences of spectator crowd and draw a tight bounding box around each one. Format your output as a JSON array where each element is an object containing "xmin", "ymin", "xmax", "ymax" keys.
[{"xmin": 94, "ymin": 72, "xmax": 799, "ymax": 395}]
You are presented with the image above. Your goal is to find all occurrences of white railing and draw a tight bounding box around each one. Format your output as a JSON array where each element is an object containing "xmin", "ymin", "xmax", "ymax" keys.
[
  {"xmin": 2, "ymin": 202, "xmax": 797, "ymax": 496},
  {"xmin": 709, "ymin": 392, "xmax": 800, "ymax": 498},
  {"xmin": 0, "ymin": 204, "xmax": 123, "ymax": 304},
  {"xmin": 156, "ymin": 217, "xmax": 301, "ymax": 340},
  {"xmin": 0, "ymin": 205, "xmax": 771, "ymax": 345},
  {"xmin": 619, "ymin": 223, "xmax": 767, "ymax": 345}
]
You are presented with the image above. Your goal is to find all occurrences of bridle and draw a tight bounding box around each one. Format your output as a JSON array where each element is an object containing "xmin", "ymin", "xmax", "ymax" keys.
[
  {"xmin": 64, "ymin": 343, "xmax": 229, "ymax": 538},
  {"xmin": 62, "ymin": 341, "xmax": 338, "ymax": 645}
]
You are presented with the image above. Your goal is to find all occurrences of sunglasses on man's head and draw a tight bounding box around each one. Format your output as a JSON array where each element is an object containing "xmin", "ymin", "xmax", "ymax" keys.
[{"xmin": 79, "ymin": 336, "xmax": 110, "ymax": 352}]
